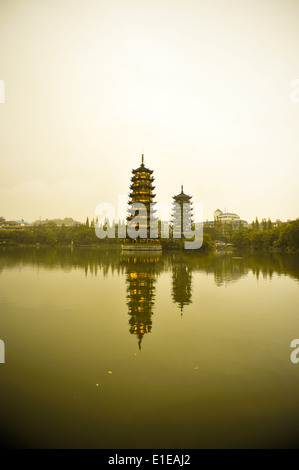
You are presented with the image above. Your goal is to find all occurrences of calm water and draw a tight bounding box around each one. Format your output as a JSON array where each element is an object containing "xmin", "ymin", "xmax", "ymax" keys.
[{"xmin": 0, "ymin": 246, "xmax": 299, "ymax": 449}]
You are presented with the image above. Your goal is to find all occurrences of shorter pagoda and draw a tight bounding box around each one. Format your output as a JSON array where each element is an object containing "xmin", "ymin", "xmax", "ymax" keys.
[{"xmin": 172, "ymin": 185, "xmax": 193, "ymax": 239}]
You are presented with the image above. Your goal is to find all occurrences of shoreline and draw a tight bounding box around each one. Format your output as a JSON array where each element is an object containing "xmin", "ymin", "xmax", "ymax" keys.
[{"xmin": 0, "ymin": 242, "xmax": 298, "ymax": 253}]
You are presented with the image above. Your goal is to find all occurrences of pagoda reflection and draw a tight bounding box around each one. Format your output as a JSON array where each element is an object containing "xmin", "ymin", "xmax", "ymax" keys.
[
  {"xmin": 121, "ymin": 254, "xmax": 162, "ymax": 349},
  {"xmin": 171, "ymin": 260, "xmax": 193, "ymax": 315}
]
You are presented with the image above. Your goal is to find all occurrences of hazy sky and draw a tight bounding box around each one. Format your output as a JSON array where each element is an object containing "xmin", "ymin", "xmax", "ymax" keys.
[{"xmin": 0, "ymin": 0, "xmax": 298, "ymax": 223}]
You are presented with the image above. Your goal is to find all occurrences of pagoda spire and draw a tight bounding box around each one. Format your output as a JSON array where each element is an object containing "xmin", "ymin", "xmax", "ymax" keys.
[{"xmin": 141, "ymin": 153, "xmax": 144, "ymax": 166}]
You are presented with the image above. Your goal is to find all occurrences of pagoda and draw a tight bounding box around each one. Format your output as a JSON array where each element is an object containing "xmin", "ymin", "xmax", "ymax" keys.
[
  {"xmin": 123, "ymin": 154, "xmax": 161, "ymax": 251},
  {"xmin": 172, "ymin": 185, "xmax": 193, "ymax": 239}
]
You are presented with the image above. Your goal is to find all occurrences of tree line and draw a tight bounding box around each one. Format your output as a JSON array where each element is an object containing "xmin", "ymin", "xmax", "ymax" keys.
[
  {"xmin": 204, "ymin": 218, "xmax": 299, "ymax": 250},
  {"xmin": 0, "ymin": 217, "xmax": 298, "ymax": 250}
]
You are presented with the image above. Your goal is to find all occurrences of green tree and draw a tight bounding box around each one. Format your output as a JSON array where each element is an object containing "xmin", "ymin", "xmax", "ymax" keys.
[{"xmin": 261, "ymin": 218, "xmax": 267, "ymax": 230}]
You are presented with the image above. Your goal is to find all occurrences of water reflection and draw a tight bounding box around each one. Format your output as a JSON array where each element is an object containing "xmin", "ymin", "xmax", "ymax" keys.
[
  {"xmin": 1, "ymin": 246, "xmax": 298, "ymax": 282},
  {"xmin": 1, "ymin": 246, "xmax": 298, "ymax": 354},
  {"xmin": 121, "ymin": 254, "xmax": 162, "ymax": 349},
  {"xmin": 1, "ymin": 246, "xmax": 298, "ymax": 449},
  {"xmin": 171, "ymin": 262, "xmax": 193, "ymax": 315},
  {"xmin": 213, "ymin": 255, "xmax": 249, "ymax": 287},
  {"xmin": 0, "ymin": 247, "xmax": 298, "ymax": 324}
]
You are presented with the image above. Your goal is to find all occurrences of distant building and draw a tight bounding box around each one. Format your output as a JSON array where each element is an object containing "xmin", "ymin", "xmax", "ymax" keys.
[
  {"xmin": 16, "ymin": 219, "xmax": 27, "ymax": 226},
  {"xmin": 273, "ymin": 219, "xmax": 282, "ymax": 227},
  {"xmin": 214, "ymin": 209, "xmax": 239, "ymax": 223},
  {"xmin": 214, "ymin": 209, "xmax": 248, "ymax": 228},
  {"xmin": 0, "ymin": 218, "xmax": 27, "ymax": 229}
]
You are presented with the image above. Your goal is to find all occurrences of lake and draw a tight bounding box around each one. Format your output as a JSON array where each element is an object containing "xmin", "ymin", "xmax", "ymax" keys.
[{"xmin": 0, "ymin": 246, "xmax": 298, "ymax": 449}]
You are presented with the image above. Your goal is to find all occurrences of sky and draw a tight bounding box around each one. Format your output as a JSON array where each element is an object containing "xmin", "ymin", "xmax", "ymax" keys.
[{"xmin": 0, "ymin": 0, "xmax": 298, "ymax": 224}]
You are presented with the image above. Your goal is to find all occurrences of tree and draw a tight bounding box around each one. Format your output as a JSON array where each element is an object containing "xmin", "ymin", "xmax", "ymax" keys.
[{"xmin": 261, "ymin": 218, "xmax": 267, "ymax": 231}]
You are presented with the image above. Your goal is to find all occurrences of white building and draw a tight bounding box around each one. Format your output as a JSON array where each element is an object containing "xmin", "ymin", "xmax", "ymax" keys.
[{"xmin": 214, "ymin": 209, "xmax": 248, "ymax": 227}]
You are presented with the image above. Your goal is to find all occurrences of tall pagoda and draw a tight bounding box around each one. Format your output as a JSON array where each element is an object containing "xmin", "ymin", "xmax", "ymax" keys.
[
  {"xmin": 125, "ymin": 154, "xmax": 160, "ymax": 246},
  {"xmin": 172, "ymin": 185, "xmax": 193, "ymax": 238}
]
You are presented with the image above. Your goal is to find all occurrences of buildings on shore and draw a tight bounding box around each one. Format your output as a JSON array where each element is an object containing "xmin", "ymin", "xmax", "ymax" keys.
[
  {"xmin": 212, "ymin": 209, "xmax": 248, "ymax": 228},
  {"xmin": 0, "ymin": 217, "xmax": 27, "ymax": 229},
  {"xmin": 214, "ymin": 209, "xmax": 244, "ymax": 224}
]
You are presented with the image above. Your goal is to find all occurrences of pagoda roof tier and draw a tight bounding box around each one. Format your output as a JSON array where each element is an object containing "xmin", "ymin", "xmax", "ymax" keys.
[
  {"xmin": 173, "ymin": 184, "xmax": 192, "ymax": 200},
  {"xmin": 172, "ymin": 208, "xmax": 193, "ymax": 212},
  {"xmin": 172, "ymin": 215, "xmax": 194, "ymax": 219},
  {"xmin": 131, "ymin": 176, "xmax": 154, "ymax": 183},
  {"xmin": 173, "ymin": 195, "xmax": 192, "ymax": 202},
  {"xmin": 129, "ymin": 188, "xmax": 156, "ymax": 194},
  {"xmin": 173, "ymin": 203, "xmax": 192, "ymax": 210},
  {"xmin": 132, "ymin": 165, "xmax": 153, "ymax": 175},
  {"xmin": 129, "ymin": 198, "xmax": 156, "ymax": 203},
  {"xmin": 131, "ymin": 169, "xmax": 154, "ymax": 176},
  {"xmin": 127, "ymin": 201, "xmax": 157, "ymax": 205},
  {"xmin": 130, "ymin": 178, "xmax": 154, "ymax": 183},
  {"xmin": 129, "ymin": 195, "xmax": 156, "ymax": 201},
  {"xmin": 131, "ymin": 154, "xmax": 154, "ymax": 175},
  {"xmin": 130, "ymin": 183, "xmax": 155, "ymax": 190}
]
